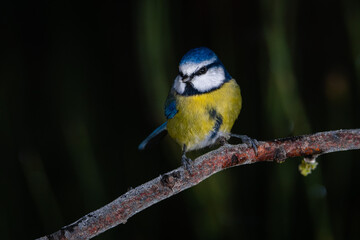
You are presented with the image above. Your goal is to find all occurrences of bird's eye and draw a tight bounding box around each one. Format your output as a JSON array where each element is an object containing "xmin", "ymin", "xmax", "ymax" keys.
[{"xmin": 197, "ymin": 66, "xmax": 207, "ymax": 75}]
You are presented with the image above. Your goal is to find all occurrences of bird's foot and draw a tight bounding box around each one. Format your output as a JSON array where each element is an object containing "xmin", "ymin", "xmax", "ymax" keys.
[
  {"xmin": 181, "ymin": 154, "xmax": 193, "ymax": 172},
  {"xmin": 230, "ymin": 134, "xmax": 259, "ymax": 156},
  {"xmin": 218, "ymin": 136, "xmax": 230, "ymax": 146}
]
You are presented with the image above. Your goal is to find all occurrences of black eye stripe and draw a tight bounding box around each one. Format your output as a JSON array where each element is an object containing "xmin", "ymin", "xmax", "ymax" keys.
[
  {"xmin": 179, "ymin": 72, "xmax": 188, "ymax": 79},
  {"xmin": 196, "ymin": 66, "xmax": 207, "ymax": 75},
  {"xmin": 194, "ymin": 61, "xmax": 221, "ymax": 76},
  {"xmin": 190, "ymin": 65, "xmax": 209, "ymax": 79},
  {"xmin": 180, "ymin": 60, "xmax": 222, "ymax": 80}
]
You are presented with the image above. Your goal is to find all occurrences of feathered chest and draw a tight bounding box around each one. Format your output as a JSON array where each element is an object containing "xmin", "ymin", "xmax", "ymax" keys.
[{"xmin": 167, "ymin": 79, "xmax": 242, "ymax": 150}]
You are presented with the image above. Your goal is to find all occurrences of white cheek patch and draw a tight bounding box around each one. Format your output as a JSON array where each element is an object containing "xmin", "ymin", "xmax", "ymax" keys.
[
  {"xmin": 173, "ymin": 75, "xmax": 185, "ymax": 94},
  {"xmin": 191, "ymin": 67, "xmax": 224, "ymax": 92}
]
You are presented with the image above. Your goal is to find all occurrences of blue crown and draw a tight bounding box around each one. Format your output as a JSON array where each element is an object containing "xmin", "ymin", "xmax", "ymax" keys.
[{"xmin": 179, "ymin": 47, "xmax": 218, "ymax": 65}]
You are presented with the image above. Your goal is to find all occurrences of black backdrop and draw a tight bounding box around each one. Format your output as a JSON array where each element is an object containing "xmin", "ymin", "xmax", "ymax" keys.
[{"xmin": 1, "ymin": 0, "xmax": 360, "ymax": 239}]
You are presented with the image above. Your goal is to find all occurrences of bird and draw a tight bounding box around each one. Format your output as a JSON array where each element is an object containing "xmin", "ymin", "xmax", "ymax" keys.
[{"xmin": 138, "ymin": 47, "xmax": 257, "ymax": 169}]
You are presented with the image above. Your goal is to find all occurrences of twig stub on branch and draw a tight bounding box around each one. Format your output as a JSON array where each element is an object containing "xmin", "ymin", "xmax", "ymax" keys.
[{"xmin": 37, "ymin": 129, "xmax": 360, "ymax": 240}]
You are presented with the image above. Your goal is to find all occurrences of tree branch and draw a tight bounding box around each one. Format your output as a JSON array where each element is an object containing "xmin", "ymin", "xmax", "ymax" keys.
[{"xmin": 36, "ymin": 129, "xmax": 360, "ymax": 240}]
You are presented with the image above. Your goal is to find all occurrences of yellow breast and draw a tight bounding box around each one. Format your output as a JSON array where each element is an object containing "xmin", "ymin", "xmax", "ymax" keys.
[{"xmin": 167, "ymin": 79, "xmax": 242, "ymax": 151}]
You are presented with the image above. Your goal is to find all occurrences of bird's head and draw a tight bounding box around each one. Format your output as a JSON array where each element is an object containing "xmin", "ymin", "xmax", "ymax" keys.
[{"xmin": 173, "ymin": 47, "xmax": 232, "ymax": 96}]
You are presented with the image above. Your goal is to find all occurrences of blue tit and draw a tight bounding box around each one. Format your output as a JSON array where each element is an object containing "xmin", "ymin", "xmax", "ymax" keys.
[{"xmin": 139, "ymin": 47, "xmax": 257, "ymax": 167}]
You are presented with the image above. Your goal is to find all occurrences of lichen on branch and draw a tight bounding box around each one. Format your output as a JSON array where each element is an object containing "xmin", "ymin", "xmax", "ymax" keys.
[{"xmin": 36, "ymin": 129, "xmax": 360, "ymax": 240}]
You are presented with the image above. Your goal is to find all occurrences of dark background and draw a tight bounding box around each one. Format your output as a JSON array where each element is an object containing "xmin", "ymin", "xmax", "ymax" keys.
[{"xmin": 1, "ymin": 0, "xmax": 360, "ymax": 239}]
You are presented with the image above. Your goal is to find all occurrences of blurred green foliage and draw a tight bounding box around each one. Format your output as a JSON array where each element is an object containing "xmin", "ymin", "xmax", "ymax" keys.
[{"xmin": 1, "ymin": 0, "xmax": 360, "ymax": 239}]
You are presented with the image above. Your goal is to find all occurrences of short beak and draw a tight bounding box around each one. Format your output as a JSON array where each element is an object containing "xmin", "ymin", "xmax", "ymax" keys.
[{"xmin": 182, "ymin": 77, "xmax": 191, "ymax": 83}]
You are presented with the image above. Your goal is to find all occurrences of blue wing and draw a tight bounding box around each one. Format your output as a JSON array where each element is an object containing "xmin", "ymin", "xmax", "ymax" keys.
[
  {"xmin": 138, "ymin": 89, "xmax": 178, "ymax": 150},
  {"xmin": 164, "ymin": 88, "xmax": 178, "ymax": 119},
  {"xmin": 138, "ymin": 122, "xmax": 168, "ymax": 150}
]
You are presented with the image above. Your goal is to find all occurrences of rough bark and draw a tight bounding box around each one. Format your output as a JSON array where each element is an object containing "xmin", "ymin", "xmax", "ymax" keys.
[{"xmin": 36, "ymin": 129, "xmax": 360, "ymax": 240}]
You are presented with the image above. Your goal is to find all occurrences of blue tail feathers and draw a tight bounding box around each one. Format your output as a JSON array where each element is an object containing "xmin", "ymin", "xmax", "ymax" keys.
[{"xmin": 138, "ymin": 122, "xmax": 168, "ymax": 150}]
